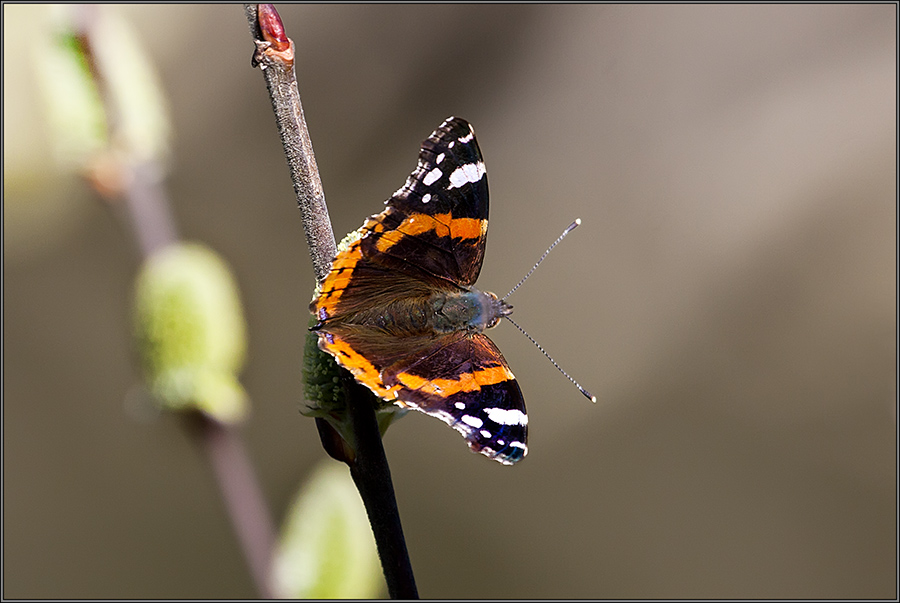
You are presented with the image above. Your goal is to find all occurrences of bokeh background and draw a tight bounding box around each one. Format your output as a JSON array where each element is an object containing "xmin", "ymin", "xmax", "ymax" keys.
[{"xmin": 3, "ymin": 4, "xmax": 896, "ymax": 598}]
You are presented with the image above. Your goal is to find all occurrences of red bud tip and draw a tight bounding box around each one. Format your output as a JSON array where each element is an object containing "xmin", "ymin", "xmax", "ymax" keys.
[{"xmin": 257, "ymin": 4, "xmax": 289, "ymax": 52}]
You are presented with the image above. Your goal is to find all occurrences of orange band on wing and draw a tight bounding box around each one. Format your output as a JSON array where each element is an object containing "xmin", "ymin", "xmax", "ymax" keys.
[
  {"xmin": 394, "ymin": 364, "xmax": 514, "ymax": 397},
  {"xmin": 318, "ymin": 335, "xmax": 401, "ymax": 400},
  {"xmin": 374, "ymin": 213, "xmax": 486, "ymax": 253},
  {"xmin": 450, "ymin": 216, "xmax": 488, "ymax": 242},
  {"xmin": 312, "ymin": 238, "xmax": 364, "ymax": 317}
]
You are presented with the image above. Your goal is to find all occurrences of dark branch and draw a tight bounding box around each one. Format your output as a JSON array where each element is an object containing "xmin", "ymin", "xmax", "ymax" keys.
[{"xmin": 345, "ymin": 379, "xmax": 419, "ymax": 599}]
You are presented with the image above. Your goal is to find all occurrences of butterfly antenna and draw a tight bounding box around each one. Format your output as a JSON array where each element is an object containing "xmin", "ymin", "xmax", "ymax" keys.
[
  {"xmin": 504, "ymin": 315, "xmax": 597, "ymax": 403},
  {"xmin": 503, "ymin": 219, "xmax": 581, "ymax": 301}
]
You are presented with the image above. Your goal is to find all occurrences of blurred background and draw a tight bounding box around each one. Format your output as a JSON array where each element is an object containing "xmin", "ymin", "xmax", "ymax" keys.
[{"xmin": 3, "ymin": 4, "xmax": 896, "ymax": 598}]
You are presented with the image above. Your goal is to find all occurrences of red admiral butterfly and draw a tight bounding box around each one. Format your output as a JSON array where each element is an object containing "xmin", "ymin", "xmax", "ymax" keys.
[{"xmin": 310, "ymin": 117, "xmax": 527, "ymax": 464}]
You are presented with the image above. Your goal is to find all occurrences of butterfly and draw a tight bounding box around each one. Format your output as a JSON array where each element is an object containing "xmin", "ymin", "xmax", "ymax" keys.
[{"xmin": 310, "ymin": 117, "xmax": 527, "ymax": 464}]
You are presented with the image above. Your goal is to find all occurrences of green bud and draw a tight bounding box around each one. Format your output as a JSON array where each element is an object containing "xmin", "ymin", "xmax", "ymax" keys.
[
  {"xmin": 133, "ymin": 243, "xmax": 248, "ymax": 423},
  {"xmin": 87, "ymin": 6, "xmax": 171, "ymax": 165},
  {"xmin": 271, "ymin": 462, "xmax": 383, "ymax": 599},
  {"xmin": 34, "ymin": 5, "xmax": 109, "ymax": 168}
]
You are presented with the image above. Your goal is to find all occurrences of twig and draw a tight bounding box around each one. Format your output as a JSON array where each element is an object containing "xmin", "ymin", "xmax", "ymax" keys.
[
  {"xmin": 189, "ymin": 416, "xmax": 277, "ymax": 599},
  {"xmin": 120, "ymin": 161, "xmax": 179, "ymax": 257},
  {"xmin": 243, "ymin": 4, "xmax": 418, "ymax": 598},
  {"xmin": 72, "ymin": 6, "xmax": 277, "ymax": 598},
  {"xmin": 243, "ymin": 3, "xmax": 335, "ymax": 282}
]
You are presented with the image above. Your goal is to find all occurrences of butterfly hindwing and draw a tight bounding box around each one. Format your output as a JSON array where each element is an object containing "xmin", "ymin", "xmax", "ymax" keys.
[{"xmin": 382, "ymin": 333, "xmax": 527, "ymax": 465}]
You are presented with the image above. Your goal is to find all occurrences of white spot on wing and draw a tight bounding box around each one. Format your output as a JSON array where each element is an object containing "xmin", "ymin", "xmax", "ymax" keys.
[
  {"xmin": 447, "ymin": 161, "xmax": 485, "ymax": 189},
  {"xmin": 454, "ymin": 401, "xmax": 465, "ymax": 410},
  {"xmin": 461, "ymin": 415, "xmax": 483, "ymax": 429},
  {"xmin": 421, "ymin": 193, "xmax": 431, "ymax": 204},
  {"xmin": 423, "ymin": 167, "xmax": 442, "ymax": 186},
  {"xmin": 459, "ymin": 132, "xmax": 474, "ymax": 143},
  {"xmin": 480, "ymin": 429, "xmax": 492, "ymax": 439},
  {"xmin": 484, "ymin": 407, "xmax": 527, "ymax": 426},
  {"xmin": 436, "ymin": 152, "xmax": 445, "ymax": 164}
]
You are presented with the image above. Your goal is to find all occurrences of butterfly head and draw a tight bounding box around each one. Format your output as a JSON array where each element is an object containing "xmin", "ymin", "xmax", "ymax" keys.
[{"xmin": 479, "ymin": 289, "xmax": 513, "ymax": 330}]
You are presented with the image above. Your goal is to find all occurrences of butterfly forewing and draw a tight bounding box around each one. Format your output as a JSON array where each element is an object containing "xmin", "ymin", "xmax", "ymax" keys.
[{"xmin": 360, "ymin": 118, "xmax": 489, "ymax": 288}]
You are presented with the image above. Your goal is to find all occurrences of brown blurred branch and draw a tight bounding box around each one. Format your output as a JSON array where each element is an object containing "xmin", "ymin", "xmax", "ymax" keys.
[
  {"xmin": 187, "ymin": 416, "xmax": 276, "ymax": 599},
  {"xmin": 73, "ymin": 6, "xmax": 276, "ymax": 598}
]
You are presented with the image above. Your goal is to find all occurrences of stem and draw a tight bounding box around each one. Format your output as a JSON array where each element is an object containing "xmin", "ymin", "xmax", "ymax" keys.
[
  {"xmin": 121, "ymin": 161, "xmax": 179, "ymax": 257},
  {"xmin": 243, "ymin": 4, "xmax": 418, "ymax": 598},
  {"xmin": 194, "ymin": 417, "xmax": 277, "ymax": 599},
  {"xmin": 242, "ymin": 3, "xmax": 335, "ymax": 283},
  {"xmin": 345, "ymin": 380, "xmax": 419, "ymax": 599}
]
